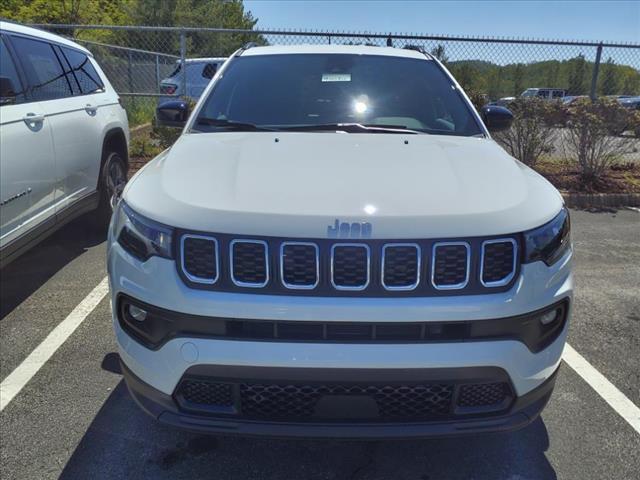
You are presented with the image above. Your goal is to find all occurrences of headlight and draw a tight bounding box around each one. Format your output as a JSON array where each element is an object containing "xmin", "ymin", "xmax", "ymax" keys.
[
  {"xmin": 523, "ymin": 207, "xmax": 571, "ymax": 266},
  {"xmin": 112, "ymin": 201, "xmax": 173, "ymax": 261}
]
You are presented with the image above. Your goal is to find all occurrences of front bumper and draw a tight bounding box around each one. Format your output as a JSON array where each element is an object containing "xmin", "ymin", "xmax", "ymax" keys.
[
  {"xmin": 122, "ymin": 360, "xmax": 559, "ymax": 439},
  {"xmin": 109, "ymin": 240, "xmax": 572, "ymax": 437}
]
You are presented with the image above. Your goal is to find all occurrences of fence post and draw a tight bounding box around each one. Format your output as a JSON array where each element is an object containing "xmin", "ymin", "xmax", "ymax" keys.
[
  {"xmin": 180, "ymin": 30, "xmax": 186, "ymax": 99},
  {"xmin": 590, "ymin": 43, "xmax": 603, "ymax": 101},
  {"xmin": 127, "ymin": 51, "xmax": 133, "ymax": 93},
  {"xmin": 155, "ymin": 54, "xmax": 160, "ymax": 93}
]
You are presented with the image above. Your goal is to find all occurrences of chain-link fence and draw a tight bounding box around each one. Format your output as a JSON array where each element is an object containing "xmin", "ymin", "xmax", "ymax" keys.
[{"xmin": 32, "ymin": 24, "xmax": 640, "ymax": 101}]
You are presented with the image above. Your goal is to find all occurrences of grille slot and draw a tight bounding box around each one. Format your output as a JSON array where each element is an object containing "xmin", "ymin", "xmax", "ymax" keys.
[
  {"xmin": 382, "ymin": 243, "xmax": 421, "ymax": 290},
  {"xmin": 181, "ymin": 235, "xmax": 218, "ymax": 284},
  {"xmin": 431, "ymin": 242, "xmax": 470, "ymax": 289},
  {"xmin": 331, "ymin": 244, "xmax": 370, "ymax": 291},
  {"xmin": 481, "ymin": 239, "xmax": 517, "ymax": 287},
  {"xmin": 230, "ymin": 240, "xmax": 269, "ymax": 287},
  {"xmin": 280, "ymin": 242, "xmax": 319, "ymax": 289}
]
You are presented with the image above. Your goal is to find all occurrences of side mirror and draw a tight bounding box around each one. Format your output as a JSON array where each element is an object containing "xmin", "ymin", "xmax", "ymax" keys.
[
  {"xmin": 481, "ymin": 105, "xmax": 513, "ymax": 132},
  {"xmin": 0, "ymin": 76, "xmax": 17, "ymax": 105},
  {"xmin": 202, "ymin": 63, "xmax": 217, "ymax": 79},
  {"xmin": 155, "ymin": 100, "xmax": 189, "ymax": 128}
]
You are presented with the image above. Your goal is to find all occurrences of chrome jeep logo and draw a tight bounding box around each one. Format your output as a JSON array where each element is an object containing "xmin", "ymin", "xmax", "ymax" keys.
[{"xmin": 327, "ymin": 219, "xmax": 372, "ymax": 238}]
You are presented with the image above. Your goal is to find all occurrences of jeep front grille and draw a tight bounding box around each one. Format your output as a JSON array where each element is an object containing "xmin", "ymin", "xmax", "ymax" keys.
[{"xmin": 177, "ymin": 233, "xmax": 520, "ymax": 297}]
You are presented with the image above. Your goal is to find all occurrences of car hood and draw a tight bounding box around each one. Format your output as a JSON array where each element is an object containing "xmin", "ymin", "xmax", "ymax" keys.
[{"xmin": 124, "ymin": 132, "xmax": 563, "ymax": 238}]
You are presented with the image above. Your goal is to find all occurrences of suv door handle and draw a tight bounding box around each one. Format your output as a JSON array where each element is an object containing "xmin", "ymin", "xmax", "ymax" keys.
[
  {"xmin": 85, "ymin": 104, "xmax": 97, "ymax": 115},
  {"xmin": 23, "ymin": 112, "xmax": 45, "ymax": 123}
]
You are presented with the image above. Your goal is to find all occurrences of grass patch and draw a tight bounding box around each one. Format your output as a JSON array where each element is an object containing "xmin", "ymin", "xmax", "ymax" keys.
[{"xmin": 121, "ymin": 96, "xmax": 156, "ymax": 127}]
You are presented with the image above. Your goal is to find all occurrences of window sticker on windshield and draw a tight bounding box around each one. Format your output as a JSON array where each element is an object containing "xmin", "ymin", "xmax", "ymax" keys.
[{"xmin": 322, "ymin": 73, "xmax": 351, "ymax": 82}]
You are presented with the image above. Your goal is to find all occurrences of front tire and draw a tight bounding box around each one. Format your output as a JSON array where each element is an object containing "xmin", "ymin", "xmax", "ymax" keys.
[{"xmin": 94, "ymin": 151, "xmax": 127, "ymax": 230}]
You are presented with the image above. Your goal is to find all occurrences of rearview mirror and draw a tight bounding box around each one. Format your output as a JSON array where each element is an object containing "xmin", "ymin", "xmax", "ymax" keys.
[
  {"xmin": 0, "ymin": 76, "xmax": 17, "ymax": 105},
  {"xmin": 155, "ymin": 100, "xmax": 189, "ymax": 128},
  {"xmin": 480, "ymin": 105, "xmax": 514, "ymax": 132}
]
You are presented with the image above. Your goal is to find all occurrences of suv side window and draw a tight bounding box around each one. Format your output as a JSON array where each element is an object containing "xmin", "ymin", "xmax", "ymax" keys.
[
  {"xmin": 10, "ymin": 35, "xmax": 73, "ymax": 101},
  {"xmin": 0, "ymin": 37, "xmax": 26, "ymax": 105},
  {"xmin": 60, "ymin": 46, "xmax": 104, "ymax": 94},
  {"xmin": 202, "ymin": 63, "xmax": 217, "ymax": 79}
]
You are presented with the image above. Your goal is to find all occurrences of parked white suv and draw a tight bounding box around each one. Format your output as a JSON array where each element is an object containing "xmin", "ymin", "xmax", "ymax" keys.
[
  {"xmin": 108, "ymin": 44, "xmax": 572, "ymax": 438},
  {"xmin": 0, "ymin": 22, "xmax": 129, "ymax": 267}
]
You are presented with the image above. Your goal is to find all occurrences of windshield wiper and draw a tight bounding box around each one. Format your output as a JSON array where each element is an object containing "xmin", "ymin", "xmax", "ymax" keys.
[
  {"xmin": 194, "ymin": 118, "xmax": 277, "ymax": 132},
  {"xmin": 274, "ymin": 123, "xmax": 422, "ymax": 134}
]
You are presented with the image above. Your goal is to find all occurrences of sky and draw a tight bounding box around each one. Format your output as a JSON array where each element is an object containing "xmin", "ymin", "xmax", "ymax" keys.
[{"xmin": 243, "ymin": 1, "xmax": 640, "ymax": 44}]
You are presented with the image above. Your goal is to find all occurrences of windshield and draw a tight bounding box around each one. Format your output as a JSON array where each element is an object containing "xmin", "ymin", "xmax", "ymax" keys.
[{"xmin": 194, "ymin": 53, "xmax": 483, "ymax": 136}]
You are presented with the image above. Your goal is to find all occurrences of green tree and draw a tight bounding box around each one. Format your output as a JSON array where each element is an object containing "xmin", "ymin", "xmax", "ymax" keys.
[
  {"xmin": 621, "ymin": 71, "xmax": 640, "ymax": 95},
  {"xmin": 0, "ymin": 0, "xmax": 127, "ymax": 39},
  {"xmin": 486, "ymin": 67, "xmax": 502, "ymax": 100},
  {"xmin": 598, "ymin": 58, "xmax": 619, "ymax": 96},
  {"xmin": 430, "ymin": 44, "xmax": 448, "ymax": 64},
  {"xmin": 567, "ymin": 54, "xmax": 588, "ymax": 95},
  {"xmin": 513, "ymin": 64, "xmax": 524, "ymax": 96}
]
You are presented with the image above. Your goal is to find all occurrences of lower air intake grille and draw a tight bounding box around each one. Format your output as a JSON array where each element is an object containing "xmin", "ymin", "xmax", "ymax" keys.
[
  {"xmin": 174, "ymin": 378, "xmax": 514, "ymax": 422},
  {"xmin": 240, "ymin": 383, "xmax": 453, "ymax": 420},
  {"xmin": 457, "ymin": 382, "xmax": 511, "ymax": 408},
  {"xmin": 178, "ymin": 379, "xmax": 233, "ymax": 407}
]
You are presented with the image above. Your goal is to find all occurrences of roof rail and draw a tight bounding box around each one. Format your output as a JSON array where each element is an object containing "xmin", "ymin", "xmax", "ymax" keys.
[{"xmin": 234, "ymin": 41, "xmax": 258, "ymax": 57}]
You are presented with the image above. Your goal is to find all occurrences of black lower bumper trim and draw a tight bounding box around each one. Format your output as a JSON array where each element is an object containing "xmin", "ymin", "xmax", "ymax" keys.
[{"xmin": 121, "ymin": 362, "xmax": 558, "ymax": 439}]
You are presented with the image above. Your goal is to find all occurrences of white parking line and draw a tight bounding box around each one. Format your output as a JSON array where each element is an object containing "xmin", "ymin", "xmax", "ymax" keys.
[
  {"xmin": 0, "ymin": 277, "xmax": 109, "ymax": 412},
  {"xmin": 563, "ymin": 343, "xmax": 640, "ymax": 435}
]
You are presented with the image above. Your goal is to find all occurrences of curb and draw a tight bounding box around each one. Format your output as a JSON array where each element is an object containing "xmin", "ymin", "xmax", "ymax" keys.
[{"xmin": 561, "ymin": 192, "xmax": 640, "ymax": 208}]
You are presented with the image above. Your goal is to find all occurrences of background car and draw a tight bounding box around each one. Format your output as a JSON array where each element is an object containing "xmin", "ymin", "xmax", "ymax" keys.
[
  {"xmin": 159, "ymin": 57, "xmax": 227, "ymax": 103},
  {"xmin": 521, "ymin": 87, "xmax": 566, "ymax": 100},
  {"xmin": 0, "ymin": 21, "xmax": 129, "ymax": 267}
]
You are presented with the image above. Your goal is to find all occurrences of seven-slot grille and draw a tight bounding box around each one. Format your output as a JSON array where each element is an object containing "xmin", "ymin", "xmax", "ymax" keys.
[
  {"xmin": 481, "ymin": 239, "xmax": 517, "ymax": 286},
  {"xmin": 177, "ymin": 234, "xmax": 519, "ymax": 296}
]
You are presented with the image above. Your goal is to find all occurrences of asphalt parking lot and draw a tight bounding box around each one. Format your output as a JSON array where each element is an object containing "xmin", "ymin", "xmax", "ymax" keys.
[{"xmin": 0, "ymin": 208, "xmax": 639, "ymax": 480}]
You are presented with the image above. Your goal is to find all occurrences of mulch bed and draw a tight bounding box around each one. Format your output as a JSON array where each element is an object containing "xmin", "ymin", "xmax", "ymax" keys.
[{"xmin": 536, "ymin": 160, "xmax": 640, "ymax": 194}]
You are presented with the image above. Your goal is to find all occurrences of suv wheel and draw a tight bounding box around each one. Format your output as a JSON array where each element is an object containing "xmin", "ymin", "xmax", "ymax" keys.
[{"xmin": 94, "ymin": 151, "xmax": 127, "ymax": 229}]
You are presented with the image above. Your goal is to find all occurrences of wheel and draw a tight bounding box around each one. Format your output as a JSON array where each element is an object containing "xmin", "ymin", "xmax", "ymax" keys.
[{"xmin": 93, "ymin": 150, "xmax": 127, "ymax": 230}]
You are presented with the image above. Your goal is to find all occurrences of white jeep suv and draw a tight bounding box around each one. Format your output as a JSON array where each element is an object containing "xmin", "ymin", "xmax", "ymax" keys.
[
  {"xmin": 0, "ymin": 22, "xmax": 129, "ymax": 267},
  {"xmin": 108, "ymin": 44, "xmax": 572, "ymax": 438}
]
